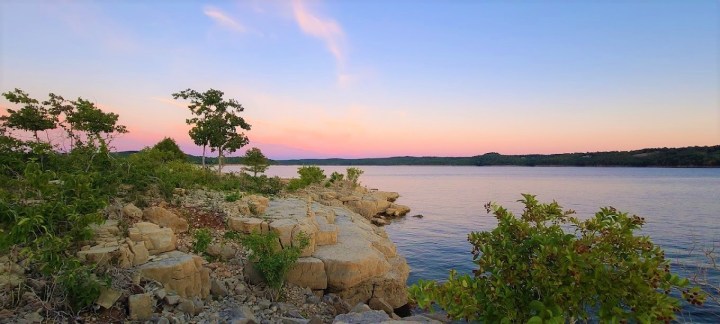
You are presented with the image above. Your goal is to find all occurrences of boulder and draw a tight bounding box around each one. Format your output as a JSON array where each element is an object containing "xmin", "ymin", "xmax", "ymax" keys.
[
  {"xmin": 270, "ymin": 219, "xmax": 298, "ymax": 249},
  {"xmin": 228, "ymin": 217, "xmax": 268, "ymax": 234},
  {"xmin": 286, "ymin": 257, "xmax": 327, "ymax": 290},
  {"xmin": 138, "ymin": 251, "xmax": 210, "ymax": 298},
  {"xmin": 117, "ymin": 240, "xmax": 150, "ymax": 268},
  {"xmin": 122, "ymin": 203, "xmax": 143, "ymax": 219},
  {"xmin": 143, "ymin": 206, "xmax": 189, "ymax": 233},
  {"xmin": 128, "ymin": 293, "xmax": 154, "ymax": 321},
  {"xmin": 128, "ymin": 222, "xmax": 177, "ymax": 255},
  {"xmin": 315, "ymin": 216, "xmax": 338, "ymax": 246}
]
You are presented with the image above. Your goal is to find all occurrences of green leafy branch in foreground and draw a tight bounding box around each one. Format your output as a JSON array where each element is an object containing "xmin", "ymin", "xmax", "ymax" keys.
[{"xmin": 409, "ymin": 194, "xmax": 705, "ymax": 323}]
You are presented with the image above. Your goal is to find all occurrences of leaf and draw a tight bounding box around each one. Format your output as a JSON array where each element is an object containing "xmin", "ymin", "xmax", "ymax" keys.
[{"xmin": 527, "ymin": 316, "xmax": 543, "ymax": 324}]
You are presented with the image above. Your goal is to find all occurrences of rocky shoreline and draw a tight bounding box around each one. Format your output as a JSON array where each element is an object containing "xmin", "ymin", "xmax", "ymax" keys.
[{"xmin": 1, "ymin": 182, "xmax": 441, "ymax": 324}]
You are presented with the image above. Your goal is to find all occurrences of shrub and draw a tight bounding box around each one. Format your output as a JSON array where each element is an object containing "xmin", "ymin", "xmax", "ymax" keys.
[
  {"xmin": 152, "ymin": 137, "xmax": 187, "ymax": 162},
  {"xmin": 286, "ymin": 166, "xmax": 326, "ymax": 191},
  {"xmin": 192, "ymin": 228, "xmax": 212, "ymax": 255},
  {"xmin": 346, "ymin": 167, "xmax": 363, "ymax": 185},
  {"xmin": 225, "ymin": 192, "xmax": 242, "ymax": 202},
  {"xmin": 328, "ymin": 171, "xmax": 344, "ymax": 184},
  {"xmin": 239, "ymin": 230, "xmax": 309, "ymax": 291},
  {"xmin": 409, "ymin": 194, "xmax": 704, "ymax": 323}
]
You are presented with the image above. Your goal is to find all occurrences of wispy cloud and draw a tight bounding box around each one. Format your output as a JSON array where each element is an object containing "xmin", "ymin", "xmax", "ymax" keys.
[
  {"xmin": 291, "ymin": 0, "xmax": 346, "ymax": 66},
  {"xmin": 204, "ymin": 6, "xmax": 246, "ymax": 33}
]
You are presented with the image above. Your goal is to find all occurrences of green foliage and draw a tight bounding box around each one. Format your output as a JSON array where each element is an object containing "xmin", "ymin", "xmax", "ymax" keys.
[
  {"xmin": 173, "ymin": 88, "xmax": 251, "ymax": 173},
  {"xmin": 192, "ymin": 228, "xmax": 212, "ymax": 255},
  {"xmin": 409, "ymin": 194, "xmax": 704, "ymax": 323},
  {"xmin": 328, "ymin": 171, "xmax": 344, "ymax": 183},
  {"xmin": 242, "ymin": 147, "xmax": 270, "ymax": 177},
  {"xmin": 286, "ymin": 166, "xmax": 326, "ymax": 191},
  {"xmin": 346, "ymin": 167, "xmax": 363, "ymax": 185},
  {"xmin": 238, "ymin": 230, "xmax": 309, "ymax": 291},
  {"xmin": 1, "ymin": 89, "xmax": 56, "ymax": 141},
  {"xmin": 225, "ymin": 192, "xmax": 242, "ymax": 202},
  {"xmin": 152, "ymin": 137, "xmax": 187, "ymax": 162}
]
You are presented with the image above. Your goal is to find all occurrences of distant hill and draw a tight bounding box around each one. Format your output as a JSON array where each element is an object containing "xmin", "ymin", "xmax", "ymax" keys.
[
  {"xmin": 116, "ymin": 145, "xmax": 720, "ymax": 168},
  {"xmin": 273, "ymin": 145, "xmax": 720, "ymax": 167}
]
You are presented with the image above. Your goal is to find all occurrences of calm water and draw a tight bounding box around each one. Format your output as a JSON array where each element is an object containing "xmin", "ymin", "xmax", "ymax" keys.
[{"xmin": 228, "ymin": 165, "xmax": 720, "ymax": 322}]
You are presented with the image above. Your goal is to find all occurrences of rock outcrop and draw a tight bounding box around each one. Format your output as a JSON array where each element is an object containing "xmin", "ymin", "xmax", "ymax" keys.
[
  {"xmin": 128, "ymin": 222, "xmax": 177, "ymax": 255},
  {"xmin": 303, "ymin": 185, "xmax": 411, "ymax": 226},
  {"xmin": 241, "ymin": 197, "xmax": 410, "ymax": 309}
]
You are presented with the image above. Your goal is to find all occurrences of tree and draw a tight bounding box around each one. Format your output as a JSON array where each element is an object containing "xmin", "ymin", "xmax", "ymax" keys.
[
  {"xmin": 152, "ymin": 137, "xmax": 187, "ymax": 162},
  {"xmin": 242, "ymin": 147, "xmax": 270, "ymax": 177},
  {"xmin": 410, "ymin": 194, "xmax": 704, "ymax": 323},
  {"xmin": 172, "ymin": 89, "xmax": 251, "ymax": 172},
  {"xmin": 1, "ymin": 89, "xmax": 56, "ymax": 142}
]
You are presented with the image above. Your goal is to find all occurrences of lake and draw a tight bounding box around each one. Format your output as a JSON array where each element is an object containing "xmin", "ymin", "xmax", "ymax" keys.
[{"xmin": 227, "ymin": 165, "xmax": 720, "ymax": 322}]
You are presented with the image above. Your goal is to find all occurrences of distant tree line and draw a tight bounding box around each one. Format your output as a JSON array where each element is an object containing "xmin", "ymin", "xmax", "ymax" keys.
[{"xmin": 265, "ymin": 146, "xmax": 720, "ymax": 167}]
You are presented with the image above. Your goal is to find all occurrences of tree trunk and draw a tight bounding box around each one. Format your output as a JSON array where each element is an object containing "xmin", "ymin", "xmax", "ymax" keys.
[
  {"xmin": 201, "ymin": 145, "xmax": 206, "ymax": 169},
  {"xmin": 217, "ymin": 148, "xmax": 224, "ymax": 175}
]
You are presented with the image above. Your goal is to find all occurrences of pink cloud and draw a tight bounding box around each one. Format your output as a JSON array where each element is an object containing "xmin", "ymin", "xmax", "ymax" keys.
[
  {"xmin": 204, "ymin": 6, "xmax": 246, "ymax": 33},
  {"xmin": 291, "ymin": 0, "xmax": 345, "ymax": 64}
]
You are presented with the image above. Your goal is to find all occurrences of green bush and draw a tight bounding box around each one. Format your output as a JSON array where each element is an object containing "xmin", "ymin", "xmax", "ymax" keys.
[
  {"xmin": 286, "ymin": 166, "xmax": 326, "ymax": 191},
  {"xmin": 409, "ymin": 194, "xmax": 704, "ymax": 323},
  {"xmin": 346, "ymin": 167, "xmax": 363, "ymax": 185},
  {"xmin": 238, "ymin": 230, "xmax": 309, "ymax": 291},
  {"xmin": 225, "ymin": 192, "xmax": 242, "ymax": 202},
  {"xmin": 152, "ymin": 137, "xmax": 187, "ymax": 162},
  {"xmin": 192, "ymin": 228, "xmax": 212, "ymax": 254},
  {"xmin": 328, "ymin": 171, "xmax": 344, "ymax": 184}
]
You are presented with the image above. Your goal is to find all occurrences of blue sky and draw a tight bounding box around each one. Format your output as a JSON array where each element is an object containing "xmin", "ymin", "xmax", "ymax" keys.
[{"xmin": 1, "ymin": 0, "xmax": 718, "ymax": 159}]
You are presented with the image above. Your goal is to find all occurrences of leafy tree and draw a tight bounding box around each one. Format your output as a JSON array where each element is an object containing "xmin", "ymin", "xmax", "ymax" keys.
[
  {"xmin": 172, "ymin": 88, "xmax": 251, "ymax": 172},
  {"xmin": 64, "ymin": 97, "xmax": 127, "ymax": 148},
  {"xmin": 410, "ymin": 194, "xmax": 704, "ymax": 323},
  {"xmin": 153, "ymin": 137, "xmax": 187, "ymax": 161},
  {"xmin": 1, "ymin": 88, "xmax": 56, "ymax": 142},
  {"xmin": 242, "ymin": 147, "xmax": 270, "ymax": 177}
]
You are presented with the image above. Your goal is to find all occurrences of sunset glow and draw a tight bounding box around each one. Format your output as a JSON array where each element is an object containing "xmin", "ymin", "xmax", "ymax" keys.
[{"xmin": 1, "ymin": 1, "xmax": 718, "ymax": 159}]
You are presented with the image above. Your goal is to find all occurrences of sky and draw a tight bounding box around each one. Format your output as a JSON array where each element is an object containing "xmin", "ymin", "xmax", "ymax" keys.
[{"xmin": 1, "ymin": 0, "xmax": 718, "ymax": 159}]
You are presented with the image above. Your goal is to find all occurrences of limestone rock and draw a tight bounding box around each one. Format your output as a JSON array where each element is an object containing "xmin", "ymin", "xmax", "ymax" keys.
[
  {"xmin": 228, "ymin": 217, "xmax": 269, "ymax": 234},
  {"xmin": 89, "ymin": 220, "xmax": 121, "ymax": 243},
  {"xmin": 77, "ymin": 244, "xmax": 119, "ymax": 265},
  {"xmin": 0, "ymin": 256, "xmax": 24, "ymax": 289},
  {"xmin": 270, "ymin": 219, "xmax": 298, "ymax": 249},
  {"xmin": 333, "ymin": 310, "xmax": 390, "ymax": 323},
  {"xmin": 138, "ymin": 251, "xmax": 210, "ymax": 298},
  {"xmin": 286, "ymin": 257, "xmax": 327, "ymax": 290},
  {"xmin": 368, "ymin": 297, "xmax": 394, "ymax": 315},
  {"xmin": 96, "ymin": 287, "xmax": 121, "ymax": 309},
  {"xmin": 128, "ymin": 293, "xmax": 154, "ymax": 321},
  {"xmin": 143, "ymin": 206, "xmax": 189, "ymax": 233},
  {"xmin": 122, "ymin": 203, "xmax": 143, "ymax": 219},
  {"xmin": 128, "ymin": 222, "xmax": 177, "ymax": 255},
  {"xmin": 118, "ymin": 240, "xmax": 150, "ymax": 268},
  {"xmin": 210, "ymin": 279, "xmax": 228, "ymax": 297}
]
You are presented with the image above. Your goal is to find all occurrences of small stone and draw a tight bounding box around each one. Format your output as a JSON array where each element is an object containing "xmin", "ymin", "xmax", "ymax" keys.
[
  {"xmin": 157, "ymin": 317, "xmax": 171, "ymax": 324},
  {"xmin": 176, "ymin": 299, "xmax": 197, "ymax": 316},
  {"xmin": 165, "ymin": 294, "xmax": 180, "ymax": 305},
  {"xmin": 350, "ymin": 303, "xmax": 371, "ymax": 313},
  {"xmin": 211, "ymin": 279, "xmax": 228, "ymax": 297},
  {"xmin": 96, "ymin": 287, "xmax": 122, "ymax": 309},
  {"xmin": 128, "ymin": 293, "xmax": 154, "ymax": 321},
  {"xmin": 368, "ymin": 297, "xmax": 394, "ymax": 315},
  {"xmin": 155, "ymin": 288, "xmax": 167, "ymax": 300},
  {"xmin": 308, "ymin": 316, "xmax": 323, "ymax": 324}
]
